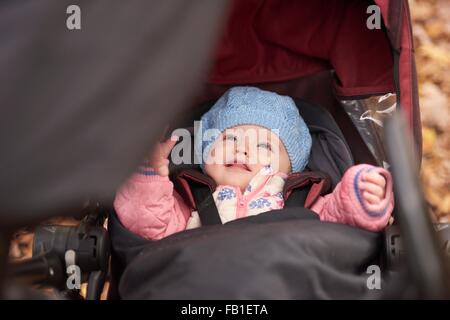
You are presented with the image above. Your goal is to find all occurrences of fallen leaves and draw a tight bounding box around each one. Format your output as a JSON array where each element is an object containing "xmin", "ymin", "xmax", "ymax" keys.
[
  {"xmin": 410, "ymin": 0, "xmax": 450, "ymax": 221},
  {"xmin": 420, "ymin": 82, "xmax": 449, "ymax": 132}
]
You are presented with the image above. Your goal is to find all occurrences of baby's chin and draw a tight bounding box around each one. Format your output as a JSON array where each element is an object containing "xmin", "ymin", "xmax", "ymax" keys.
[
  {"xmin": 221, "ymin": 177, "xmax": 252, "ymax": 193},
  {"xmin": 220, "ymin": 169, "xmax": 254, "ymax": 184},
  {"xmin": 205, "ymin": 164, "xmax": 256, "ymax": 190}
]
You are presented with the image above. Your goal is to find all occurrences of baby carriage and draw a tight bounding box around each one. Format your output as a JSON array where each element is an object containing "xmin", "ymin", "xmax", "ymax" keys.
[{"xmin": 1, "ymin": 0, "xmax": 449, "ymax": 299}]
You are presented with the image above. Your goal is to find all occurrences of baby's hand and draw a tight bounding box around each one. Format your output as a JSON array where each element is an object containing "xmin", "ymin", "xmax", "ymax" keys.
[
  {"xmin": 148, "ymin": 136, "xmax": 179, "ymax": 177},
  {"xmin": 359, "ymin": 171, "xmax": 387, "ymax": 205}
]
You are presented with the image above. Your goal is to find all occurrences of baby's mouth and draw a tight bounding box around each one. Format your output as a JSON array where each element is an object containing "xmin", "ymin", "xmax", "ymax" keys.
[{"xmin": 225, "ymin": 162, "xmax": 251, "ymax": 172}]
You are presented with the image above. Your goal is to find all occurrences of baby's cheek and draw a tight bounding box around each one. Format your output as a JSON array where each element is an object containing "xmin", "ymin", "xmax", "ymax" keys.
[
  {"xmin": 270, "ymin": 152, "xmax": 290, "ymax": 174},
  {"xmin": 208, "ymin": 146, "xmax": 224, "ymax": 165},
  {"xmin": 204, "ymin": 163, "xmax": 224, "ymax": 183},
  {"xmin": 255, "ymin": 151, "xmax": 272, "ymax": 166}
]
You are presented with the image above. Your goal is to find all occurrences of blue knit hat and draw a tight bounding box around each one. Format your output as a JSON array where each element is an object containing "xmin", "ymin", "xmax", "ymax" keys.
[{"xmin": 195, "ymin": 86, "xmax": 312, "ymax": 173}]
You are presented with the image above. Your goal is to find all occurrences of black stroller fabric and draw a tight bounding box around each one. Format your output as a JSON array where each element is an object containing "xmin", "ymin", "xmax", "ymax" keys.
[
  {"xmin": 0, "ymin": 0, "xmax": 227, "ymax": 225},
  {"xmin": 116, "ymin": 210, "xmax": 383, "ymax": 299},
  {"xmin": 295, "ymin": 98, "xmax": 354, "ymax": 188}
]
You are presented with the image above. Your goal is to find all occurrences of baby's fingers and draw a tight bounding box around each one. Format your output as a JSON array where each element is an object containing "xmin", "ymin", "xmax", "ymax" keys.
[
  {"xmin": 359, "ymin": 181, "xmax": 385, "ymax": 199},
  {"xmin": 363, "ymin": 191, "xmax": 382, "ymax": 205},
  {"xmin": 147, "ymin": 136, "xmax": 177, "ymax": 168},
  {"xmin": 159, "ymin": 136, "xmax": 179, "ymax": 159},
  {"xmin": 362, "ymin": 171, "xmax": 386, "ymax": 188}
]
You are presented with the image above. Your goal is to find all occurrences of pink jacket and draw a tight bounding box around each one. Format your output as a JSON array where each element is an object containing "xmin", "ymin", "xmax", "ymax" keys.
[{"xmin": 114, "ymin": 164, "xmax": 394, "ymax": 240}]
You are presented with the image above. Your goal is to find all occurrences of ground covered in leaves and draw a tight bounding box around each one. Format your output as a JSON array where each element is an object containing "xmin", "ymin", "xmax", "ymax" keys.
[{"xmin": 411, "ymin": 0, "xmax": 450, "ymax": 222}]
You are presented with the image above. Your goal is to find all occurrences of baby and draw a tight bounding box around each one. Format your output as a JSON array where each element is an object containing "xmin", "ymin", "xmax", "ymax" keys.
[{"xmin": 114, "ymin": 87, "xmax": 394, "ymax": 240}]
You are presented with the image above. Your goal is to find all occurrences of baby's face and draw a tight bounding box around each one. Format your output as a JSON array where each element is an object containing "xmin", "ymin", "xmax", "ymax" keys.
[{"xmin": 204, "ymin": 125, "xmax": 291, "ymax": 192}]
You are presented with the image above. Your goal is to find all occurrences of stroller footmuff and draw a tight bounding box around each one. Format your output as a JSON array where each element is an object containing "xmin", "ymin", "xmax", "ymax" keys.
[{"xmin": 118, "ymin": 211, "xmax": 382, "ymax": 299}]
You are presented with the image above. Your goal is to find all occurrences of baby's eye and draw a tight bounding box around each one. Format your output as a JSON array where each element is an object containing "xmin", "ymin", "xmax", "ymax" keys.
[
  {"xmin": 257, "ymin": 142, "xmax": 272, "ymax": 151},
  {"xmin": 224, "ymin": 134, "xmax": 238, "ymax": 142}
]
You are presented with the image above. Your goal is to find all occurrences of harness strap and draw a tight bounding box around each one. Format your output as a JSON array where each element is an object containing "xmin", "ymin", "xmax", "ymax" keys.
[
  {"xmin": 284, "ymin": 187, "xmax": 309, "ymax": 208},
  {"xmin": 173, "ymin": 169, "xmax": 222, "ymax": 226},
  {"xmin": 191, "ymin": 183, "xmax": 222, "ymax": 226}
]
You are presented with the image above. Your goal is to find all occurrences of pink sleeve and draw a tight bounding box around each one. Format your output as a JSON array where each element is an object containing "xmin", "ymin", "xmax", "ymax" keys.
[
  {"xmin": 113, "ymin": 169, "xmax": 191, "ymax": 240},
  {"xmin": 310, "ymin": 164, "xmax": 394, "ymax": 232}
]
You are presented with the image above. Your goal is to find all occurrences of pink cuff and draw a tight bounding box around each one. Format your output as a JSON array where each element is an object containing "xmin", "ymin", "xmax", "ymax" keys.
[{"xmin": 131, "ymin": 166, "xmax": 169, "ymax": 183}]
